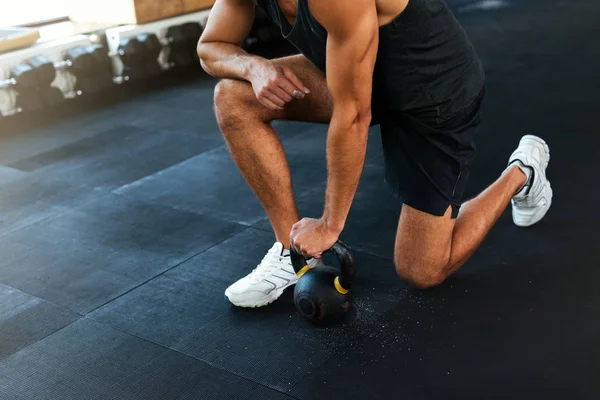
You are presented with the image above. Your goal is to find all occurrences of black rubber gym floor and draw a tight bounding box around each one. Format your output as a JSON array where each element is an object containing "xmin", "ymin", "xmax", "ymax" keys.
[{"xmin": 1, "ymin": 0, "xmax": 599, "ymax": 398}]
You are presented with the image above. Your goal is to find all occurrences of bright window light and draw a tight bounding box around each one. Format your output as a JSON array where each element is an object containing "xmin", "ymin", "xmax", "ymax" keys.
[{"xmin": 1, "ymin": 0, "xmax": 72, "ymax": 26}]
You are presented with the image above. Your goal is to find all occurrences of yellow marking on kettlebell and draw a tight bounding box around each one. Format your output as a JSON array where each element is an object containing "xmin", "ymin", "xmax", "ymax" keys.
[
  {"xmin": 334, "ymin": 276, "xmax": 349, "ymax": 294},
  {"xmin": 296, "ymin": 265, "xmax": 311, "ymax": 278}
]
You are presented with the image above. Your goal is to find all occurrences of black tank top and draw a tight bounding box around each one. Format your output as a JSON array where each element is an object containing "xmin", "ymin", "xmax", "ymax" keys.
[{"xmin": 256, "ymin": 0, "xmax": 484, "ymax": 115}]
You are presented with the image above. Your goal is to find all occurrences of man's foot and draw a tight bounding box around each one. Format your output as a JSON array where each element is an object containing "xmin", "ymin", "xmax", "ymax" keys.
[
  {"xmin": 508, "ymin": 134, "xmax": 553, "ymax": 227},
  {"xmin": 225, "ymin": 242, "xmax": 322, "ymax": 307}
]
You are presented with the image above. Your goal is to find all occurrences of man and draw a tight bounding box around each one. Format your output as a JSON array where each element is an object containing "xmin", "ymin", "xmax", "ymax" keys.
[{"xmin": 197, "ymin": 0, "xmax": 552, "ymax": 307}]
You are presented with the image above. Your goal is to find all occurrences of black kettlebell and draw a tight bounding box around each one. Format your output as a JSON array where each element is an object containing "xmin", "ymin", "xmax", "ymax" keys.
[{"xmin": 290, "ymin": 241, "xmax": 356, "ymax": 325}]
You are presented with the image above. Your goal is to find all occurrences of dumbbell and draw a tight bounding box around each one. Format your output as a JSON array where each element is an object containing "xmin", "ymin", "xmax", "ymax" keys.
[
  {"xmin": 117, "ymin": 33, "xmax": 163, "ymax": 81},
  {"xmin": 14, "ymin": 86, "xmax": 64, "ymax": 112},
  {"xmin": 65, "ymin": 44, "xmax": 114, "ymax": 95},
  {"xmin": 0, "ymin": 56, "xmax": 66, "ymax": 112},
  {"xmin": 165, "ymin": 22, "xmax": 203, "ymax": 69},
  {"xmin": 0, "ymin": 57, "xmax": 58, "ymax": 90}
]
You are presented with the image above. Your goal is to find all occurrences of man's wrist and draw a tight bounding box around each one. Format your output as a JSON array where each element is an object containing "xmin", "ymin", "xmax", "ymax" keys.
[
  {"xmin": 322, "ymin": 213, "xmax": 345, "ymax": 235},
  {"xmin": 242, "ymin": 56, "xmax": 267, "ymax": 81}
]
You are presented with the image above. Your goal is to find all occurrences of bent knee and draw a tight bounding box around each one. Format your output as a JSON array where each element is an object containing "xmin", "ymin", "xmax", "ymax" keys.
[
  {"xmin": 214, "ymin": 79, "xmax": 249, "ymax": 112},
  {"xmin": 394, "ymin": 259, "xmax": 449, "ymax": 290},
  {"xmin": 213, "ymin": 79, "xmax": 275, "ymax": 126}
]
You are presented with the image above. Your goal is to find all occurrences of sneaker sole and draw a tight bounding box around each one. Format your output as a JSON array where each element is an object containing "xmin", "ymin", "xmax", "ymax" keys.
[
  {"xmin": 224, "ymin": 259, "xmax": 323, "ymax": 308},
  {"xmin": 225, "ymin": 283, "xmax": 294, "ymax": 308}
]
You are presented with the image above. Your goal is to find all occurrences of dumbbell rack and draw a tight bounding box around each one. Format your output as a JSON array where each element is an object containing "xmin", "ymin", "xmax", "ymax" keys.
[
  {"xmin": 0, "ymin": 9, "xmax": 211, "ymax": 118},
  {"xmin": 0, "ymin": 35, "xmax": 92, "ymax": 116},
  {"xmin": 105, "ymin": 10, "xmax": 210, "ymax": 81},
  {"xmin": 0, "ymin": 7, "xmax": 282, "ymax": 119}
]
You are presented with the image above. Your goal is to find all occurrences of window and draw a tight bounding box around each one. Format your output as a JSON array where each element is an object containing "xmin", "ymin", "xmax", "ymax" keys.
[{"xmin": 1, "ymin": 0, "xmax": 70, "ymax": 27}]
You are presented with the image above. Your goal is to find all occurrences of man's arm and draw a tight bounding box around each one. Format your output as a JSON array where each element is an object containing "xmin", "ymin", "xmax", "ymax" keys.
[
  {"xmin": 196, "ymin": 0, "xmax": 256, "ymax": 80},
  {"xmin": 197, "ymin": 0, "xmax": 309, "ymax": 110},
  {"xmin": 312, "ymin": 0, "xmax": 379, "ymax": 233}
]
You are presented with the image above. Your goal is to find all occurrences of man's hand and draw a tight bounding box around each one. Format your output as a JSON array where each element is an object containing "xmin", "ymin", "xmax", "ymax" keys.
[
  {"xmin": 248, "ymin": 59, "xmax": 310, "ymax": 111},
  {"xmin": 290, "ymin": 217, "xmax": 340, "ymax": 259}
]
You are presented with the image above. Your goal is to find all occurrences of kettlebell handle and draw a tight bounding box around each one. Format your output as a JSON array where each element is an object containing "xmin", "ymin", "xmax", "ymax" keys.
[{"xmin": 290, "ymin": 241, "xmax": 356, "ymax": 294}]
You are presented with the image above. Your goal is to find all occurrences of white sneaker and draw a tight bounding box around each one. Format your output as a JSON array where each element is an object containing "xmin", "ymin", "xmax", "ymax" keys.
[
  {"xmin": 225, "ymin": 242, "xmax": 322, "ymax": 308},
  {"xmin": 508, "ymin": 134, "xmax": 553, "ymax": 227}
]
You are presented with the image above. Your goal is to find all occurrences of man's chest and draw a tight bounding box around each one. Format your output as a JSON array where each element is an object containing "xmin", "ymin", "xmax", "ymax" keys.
[{"xmin": 276, "ymin": 0, "xmax": 299, "ymax": 26}]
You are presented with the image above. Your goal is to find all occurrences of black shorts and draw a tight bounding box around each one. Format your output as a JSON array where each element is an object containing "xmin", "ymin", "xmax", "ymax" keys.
[
  {"xmin": 256, "ymin": 0, "xmax": 486, "ymax": 218},
  {"xmin": 371, "ymin": 86, "xmax": 486, "ymax": 218}
]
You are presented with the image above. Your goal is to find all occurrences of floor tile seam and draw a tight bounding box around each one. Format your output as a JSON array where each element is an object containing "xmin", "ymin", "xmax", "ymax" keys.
[
  {"xmin": 171, "ymin": 342, "xmax": 304, "ymax": 400},
  {"xmin": 0, "ymin": 281, "xmax": 86, "ymax": 321},
  {"xmin": 82, "ymin": 314, "xmax": 299, "ymax": 400},
  {"xmin": 111, "ymin": 144, "xmax": 231, "ymax": 194},
  {"xmin": 111, "ymin": 187, "xmax": 262, "ymax": 227},
  {"xmin": 0, "ymin": 313, "xmax": 83, "ymax": 363},
  {"xmin": 0, "ymin": 199, "xmax": 75, "ymax": 239},
  {"xmin": 83, "ymin": 224, "xmax": 253, "ymax": 316}
]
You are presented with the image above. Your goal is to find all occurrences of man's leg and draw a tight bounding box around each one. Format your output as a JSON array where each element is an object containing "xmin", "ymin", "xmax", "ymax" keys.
[
  {"xmin": 395, "ymin": 166, "xmax": 526, "ymax": 289},
  {"xmin": 395, "ymin": 136, "xmax": 551, "ymax": 289},
  {"xmin": 217, "ymin": 55, "xmax": 334, "ymax": 307},
  {"xmin": 213, "ymin": 55, "xmax": 333, "ymax": 248}
]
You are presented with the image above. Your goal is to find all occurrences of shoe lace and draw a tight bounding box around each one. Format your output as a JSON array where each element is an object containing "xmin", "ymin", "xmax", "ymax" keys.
[{"xmin": 247, "ymin": 250, "xmax": 288, "ymax": 284}]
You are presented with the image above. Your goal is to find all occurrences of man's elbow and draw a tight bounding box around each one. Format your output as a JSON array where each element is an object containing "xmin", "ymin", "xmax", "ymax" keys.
[
  {"xmin": 196, "ymin": 39, "xmax": 208, "ymax": 62},
  {"xmin": 196, "ymin": 40, "xmax": 212, "ymax": 74},
  {"xmin": 334, "ymin": 101, "xmax": 372, "ymax": 131}
]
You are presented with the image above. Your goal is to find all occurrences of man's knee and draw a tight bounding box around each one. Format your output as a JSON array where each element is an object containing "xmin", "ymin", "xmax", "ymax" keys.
[
  {"xmin": 214, "ymin": 79, "xmax": 247, "ymax": 120},
  {"xmin": 394, "ymin": 257, "xmax": 450, "ymax": 290},
  {"xmin": 214, "ymin": 79, "xmax": 265, "ymax": 129}
]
